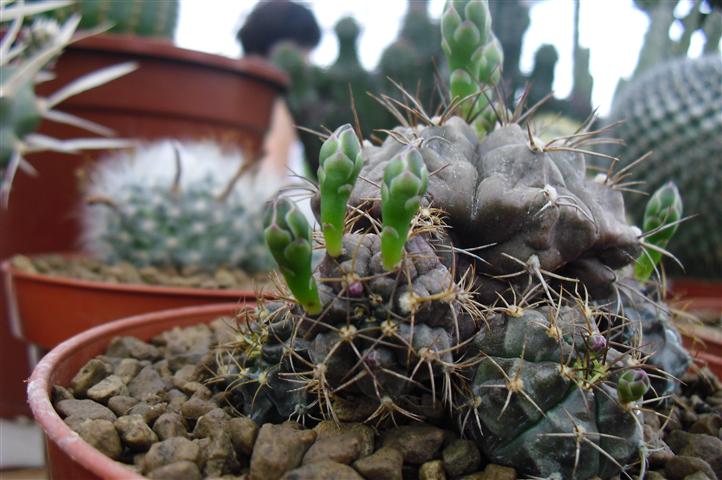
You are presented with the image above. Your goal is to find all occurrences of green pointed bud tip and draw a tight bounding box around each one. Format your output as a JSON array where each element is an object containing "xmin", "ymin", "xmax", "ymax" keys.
[
  {"xmin": 452, "ymin": 20, "xmax": 482, "ymax": 49},
  {"xmin": 464, "ymin": 0, "xmax": 491, "ymax": 40},
  {"xmin": 617, "ymin": 369, "xmax": 650, "ymax": 403},
  {"xmin": 337, "ymin": 124, "xmax": 361, "ymax": 159},
  {"xmin": 441, "ymin": 2, "xmax": 462, "ymax": 39}
]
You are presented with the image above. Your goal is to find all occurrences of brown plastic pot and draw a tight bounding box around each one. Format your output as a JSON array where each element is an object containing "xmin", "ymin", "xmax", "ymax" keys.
[
  {"xmin": 28, "ymin": 303, "xmax": 241, "ymax": 480},
  {"xmin": 0, "ymin": 34, "xmax": 287, "ymax": 416},
  {"xmin": 2, "ymin": 256, "xmax": 261, "ymax": 349}
]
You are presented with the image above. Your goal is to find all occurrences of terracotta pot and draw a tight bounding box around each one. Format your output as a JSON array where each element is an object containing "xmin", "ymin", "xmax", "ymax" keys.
[
  {"xmin": 681, "ymin": 324, "xmax": 722, "ymax": 378},
  {"xmin": 0, "ymin": 35, "xmax": 286, "ymax": 413},
  {"xmin": 669, "ymin": 278, "xmax": 722, "ymax": 377},
  {"xmin": 2, "ymin": 257, "xmax": 261, "ymax": 349},
  {"xmin": 27, "ymin": 303, "xmax": 241, "ymax": 480}
]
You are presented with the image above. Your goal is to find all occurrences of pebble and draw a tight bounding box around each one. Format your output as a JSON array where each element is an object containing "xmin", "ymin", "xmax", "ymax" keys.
[
  {"xmin": 153, "ymin": 412, "xmax": 188, "ymax": 441},
  {"xmin": 666, "ymin": 430, "xmax": 722, "ymax": 474},
  {"xmin": 353, "ymin": 447, "xmax": 403, "ymax": 480},
  {"xmin": 70, "ymin": 359, "xmax": 111, "ymax": 396},
  {"xmin": 193, "ymin": 408, "xmax": 230, "ymax": 439},
  {"xmin": 690, "ymin": 415, "xmax": 722, "ymax": 436},
  {"xmin": 250, "ymin": 423, "xmax": 316, "ymax": 480},
  {"xmin": 87, "ymin": 375, "xmax": 128, "ymax": 403},
  {"xmin": 229, "ymin": 416, "xmax": 259, "ymax": 456},
  {"xmin": 419, "ymin": 460, "xmax": 446, "ymax": 480},
  {"xmin": 144, "ymin": 437, "xmax": 200, "ymax": 471},
  {"xmin": 106, "ymin": 336, "xmax": 160, "ymax": 361},
  {"xmin": 107, "ymin": 395, "xmax": 139, "ymax": 417},
  {"xmin": 128, "ymin": 401, "xmax": 167, "ymax": 425},
  {"xmin": 442, "ymin": 439, "xmax": 481, "ymax": 477},
  {"xmin": 147, "ymin": 460, "xmax": 202, "ymax": 480},
  {"xmin": 73, "ymin": 419, "xmax": 123, "ymax": 460},
  {"xmin": 381, "ymin": 424, "xmax": 446, "ymax": 465},
  {"xmin": 181, "ymin": 396, "xmax": 216, "ymax": 421},
  {"xmin": 665, "ymin": 455, "xmax": 717, "ymax": 480},
  {"xmin": 281, "ymin": 460, "xmax": 363, "ymax": 479},
  {"xmin": 56, "ymin": 399, "xmax": 116, "ymax": 422},
  {"xmin": 115, "ymin": 358, "xmax": 142, "ymax": 384},
  {"xmin": 303, "ymin": 422, "xmax": 375, "ymax": 465},
  {"xmin": 51, "ymin": 385, "xmax": 74, "ymax": 403},
  {"xmin": 461, "ymin": 464, "xmax": 517, "ymax": 480},
  {"xmin": 115, "ymin": 414, "xmax": 158, "ymax": 451},
  {"xmin": 129, "ymin": 366, "xmax": 168, "ymax": 400}
]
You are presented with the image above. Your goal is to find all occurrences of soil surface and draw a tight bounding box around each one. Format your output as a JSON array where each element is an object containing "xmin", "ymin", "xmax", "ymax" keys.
[
  {"xmin": 11, "ymin": 255, "xmax": 269, "ymax": 291},
  {"xmin": 52, "ymin": 317, "xmax": 722, "ymax": 480}
]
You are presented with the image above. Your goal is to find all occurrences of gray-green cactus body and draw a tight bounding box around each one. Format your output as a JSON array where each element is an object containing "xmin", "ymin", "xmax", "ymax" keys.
[
  {"xmin": 598, "ymin": 279, "xmax": 690, "ymax": 398},
  {"xmin": 607, "ymin": 55, "xmax": 722, "ymax": 277},
  {"xmin": 461, "ymin": 305, "xmax": 643, "ymax": 479},
  {"xmin": 349, "ymin": 118, "xmax": 641, "ymax": 301},
  {"xmin": 221, "ymin": 231, "xmax": 478, "ymax": 424},
  {"xmin": 82, "ymin": 142, "xmax": 275, "ymax": 273}
]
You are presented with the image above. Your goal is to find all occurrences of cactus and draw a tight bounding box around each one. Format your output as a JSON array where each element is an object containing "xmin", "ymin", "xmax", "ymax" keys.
[
  {"xmin": 458, "ymin": 306, "xmax": 645, "ymax": 479},
  {"xmin": 29, "ymin": 0, "xmax": 179, "ymax": 38},
  {"xmin": 317, "ymin": 124, "xmax": 363, "ymax": 257},
  {"xmin": 205, "ymin": 2, "xmax": 692, "ymax": 478},
  {"xmin": 82, "ymin": 141, "xmax": 276, "ymax": 275},
  {"xmin": 0, "ymin": 0, "xmax": 136, "ymax": 206},
  {"xmin": 607, "ymin": 55, "xmax": 722, "ymax": 277}
]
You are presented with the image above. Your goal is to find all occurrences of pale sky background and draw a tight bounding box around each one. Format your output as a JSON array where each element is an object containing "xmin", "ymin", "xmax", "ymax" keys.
[{"xmin": 176, "ymin": 0, "xmax": 710, "ymax": 116}]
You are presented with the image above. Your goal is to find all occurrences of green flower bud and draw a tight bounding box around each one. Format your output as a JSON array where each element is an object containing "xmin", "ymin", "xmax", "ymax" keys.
[
  {"xmin": 635, "ymin": 181, "xmax": 683, "ymax": 281},
  {"xmin": 264, "ymin": 197, "xmax": 321, "ymax": 314},
  {"xmin": 318, "ymin": 124, "xmax": 363, "ymax": 257},
  {"xmin": 617, "ymin": 369, "xmax": 651, "ymax": 404},
  {"xmin": 380, "ymin": 147, "xmax": 428, "ymax": 270}
]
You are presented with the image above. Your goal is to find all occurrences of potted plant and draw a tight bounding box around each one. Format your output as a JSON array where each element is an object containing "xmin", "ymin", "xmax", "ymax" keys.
[
  {"xmin": 1, "ymin": 0, "xmax": 138, "ymax": 416},
  {"xmin": 0, "ymin": 0, "xmax": 288, "ymax": 413},
  {"xmin": 4, "ymin": 139, "xmax": 279, "ymax": 349},
  {"xmin": 28, "ymin": 2, "xmax": 719, "ymax": 478}
]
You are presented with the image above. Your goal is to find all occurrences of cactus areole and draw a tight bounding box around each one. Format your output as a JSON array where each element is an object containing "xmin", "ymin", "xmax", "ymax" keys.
[{"xmin": 233, "ymin": 1, "xmax": 692, "ymax": 478}]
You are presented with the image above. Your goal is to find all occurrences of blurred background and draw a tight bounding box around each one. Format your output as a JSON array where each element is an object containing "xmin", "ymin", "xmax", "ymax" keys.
[{"xmin": 176, "ymin": 0, "xmax": 714, "ymax": 116}]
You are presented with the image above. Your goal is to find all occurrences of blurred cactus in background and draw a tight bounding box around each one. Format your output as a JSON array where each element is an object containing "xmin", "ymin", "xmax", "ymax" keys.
[
  {"xmin": 28, "ymin": 0, "xmax": 179, "ymax": 38},
  {"xmin": 0, "ymin": 0, "xmax": 136, "ymax": 206},
  {"xmin": 606, "ymin": 55, "xmax": 722, "ymax": 278},
  {"xmin": 82, "ymin": 141, "xmax": 277, "ymax": 274}
]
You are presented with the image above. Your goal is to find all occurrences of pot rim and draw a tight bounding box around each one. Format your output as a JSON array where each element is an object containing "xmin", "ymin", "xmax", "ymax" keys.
[
  {"xmin": 27, "ymin": 302, "xmax": 242, "ymax": 480},
  {"xmin": 1, "ymin": 255, "xmax": 266, "ymax": 298},
  {"xmin": 67, "ymin": 33, "xmax": 289, "ymax": 91}
]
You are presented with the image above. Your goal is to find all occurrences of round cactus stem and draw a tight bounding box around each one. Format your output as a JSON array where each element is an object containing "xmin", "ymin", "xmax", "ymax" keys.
[
  {"xmin": 635, "ymin": 181, "xmax": 683, "ymax": 282},
  {"xmin": 380, "ymin": 147, "xmax": 428, "ymax": 271},
  {"xmin": 264, "ymin": 197, "xmax": 322, "ymax": 314},
  {"xmin": 318, "ymin": 124, "xmax": 364, "ymax": 257}
]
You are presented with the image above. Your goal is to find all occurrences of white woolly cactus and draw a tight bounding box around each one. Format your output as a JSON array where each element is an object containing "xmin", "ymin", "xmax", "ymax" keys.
[{"xmin": 82, "ymin": 141, "xmax": 279, "ymax": 274}]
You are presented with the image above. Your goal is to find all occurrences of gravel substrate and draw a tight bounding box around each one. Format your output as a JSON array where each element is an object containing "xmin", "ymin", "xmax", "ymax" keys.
[
  {"xmin": 52, "ymin": 318, "xmax": 722, "ymax": 480},
  {"xmin": 11, "ymin": 254, "xmax": 268, "ymax": 291}
]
